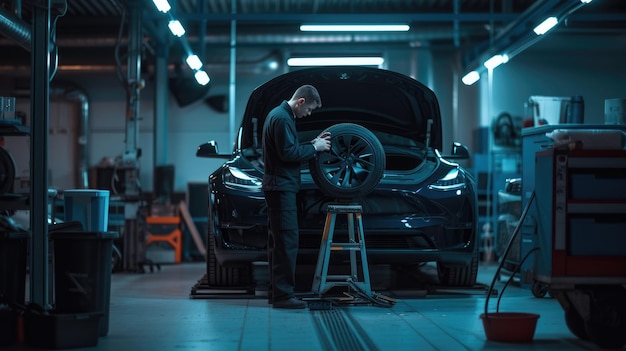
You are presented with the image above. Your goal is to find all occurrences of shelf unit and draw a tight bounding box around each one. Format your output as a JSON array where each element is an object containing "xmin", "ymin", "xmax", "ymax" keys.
[
  {"xmin": 0, "ymin": 124, "xmax": 30, "ymax": 216},
  {"xmin": 472, "ymin": 147, "xmax": 521, "ymax": 258},
  {"xmin": 0, "ymin": 123, "xmax": 31, "ymax": 310},
  {"xmin": 2, "ymin": 4, "xmax": 59, "ymax": 310},
  {"xmin": 0, "ymin": 124, "xmax": 31, "ymax": 211}
]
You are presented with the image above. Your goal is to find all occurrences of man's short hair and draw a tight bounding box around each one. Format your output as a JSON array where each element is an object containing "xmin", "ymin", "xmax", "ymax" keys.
[{"xmin": 291, "ymin": 85, "xmax": 321, "ymax": 107}]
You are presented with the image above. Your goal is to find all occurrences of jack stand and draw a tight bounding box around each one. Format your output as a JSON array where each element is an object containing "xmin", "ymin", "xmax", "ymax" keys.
[{"xmin": 310, "ymin": 204, "xmax": 396, "ymax": 308}]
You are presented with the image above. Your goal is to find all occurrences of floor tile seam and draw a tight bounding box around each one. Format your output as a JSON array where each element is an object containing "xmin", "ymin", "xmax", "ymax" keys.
[
  {"xmin": 237, "ymin": 299, "xmax": 253, "ymax": 351},
  {"xmin": 385, "ymin": 301, "xmax": 476, "ymax": 351}
]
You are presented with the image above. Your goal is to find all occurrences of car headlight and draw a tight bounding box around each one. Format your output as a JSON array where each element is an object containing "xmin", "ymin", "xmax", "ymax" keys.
[
  {"xmin": 223, "ymin": 167, "xmax": 262, "ymax": 190},
  {"xmin": 428, "ymin": 168, "xmax": 466, "ymax": 191}
]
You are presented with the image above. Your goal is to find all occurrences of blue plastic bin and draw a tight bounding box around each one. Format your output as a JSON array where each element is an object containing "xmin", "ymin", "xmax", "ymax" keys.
[{"xmin": 63, "ymin": 189, "xmax": 109, "ymax": 231}]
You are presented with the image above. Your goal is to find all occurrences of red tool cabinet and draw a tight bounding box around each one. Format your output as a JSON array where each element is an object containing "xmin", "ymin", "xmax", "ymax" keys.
[{"xmin": 533, "ymin": 148, "xmax": 626, "ymax": 287}]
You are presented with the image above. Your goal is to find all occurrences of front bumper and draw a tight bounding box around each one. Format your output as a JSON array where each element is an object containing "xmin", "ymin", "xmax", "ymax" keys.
[{"xmin": 212, "ymin": 186, "xmax": 477, "ymax": 267}]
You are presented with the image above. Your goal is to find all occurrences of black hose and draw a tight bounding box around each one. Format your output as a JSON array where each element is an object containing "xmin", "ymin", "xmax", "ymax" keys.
[
  {"xmin": 484, "ymin": 191, "xmax": 536, "ymax": 318},
  {"xmin": 496, "ymin": 247, "xmax": 540, "ymax": 312}
]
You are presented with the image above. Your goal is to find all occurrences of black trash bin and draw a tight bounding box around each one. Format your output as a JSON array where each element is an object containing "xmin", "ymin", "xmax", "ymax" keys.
[
  {"xmin": 50, "ymin": 231, "xmax": 119, "ymax": 337},
  {"xmin": 0, "ymin": 231, "xmax": 29, "ymax": 305},
  {"xmin": 0, "ymin": 231, "xmax": 29, "ymax": 346}
]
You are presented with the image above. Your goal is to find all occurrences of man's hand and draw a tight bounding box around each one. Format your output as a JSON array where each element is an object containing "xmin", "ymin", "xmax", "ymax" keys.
[
  {"xmin": 316, "ymin": 131, "xmax": 331, "ymax": 139},
  {"xmin": 312, "ymin": 131, "xmax": 331, "ymax": 152}
]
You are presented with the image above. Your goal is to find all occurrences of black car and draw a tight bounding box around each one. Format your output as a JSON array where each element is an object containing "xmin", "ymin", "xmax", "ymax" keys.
[{"xmin": 197, "ymin": 66, "xmax": 478, "ymax": 289}]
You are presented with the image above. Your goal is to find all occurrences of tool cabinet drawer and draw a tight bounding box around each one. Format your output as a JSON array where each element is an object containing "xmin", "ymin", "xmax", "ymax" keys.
[
  {"xmin": 569, "ymin": 170, "xmax": 626, "ymax": 200},
  {"xmin": 568, "ymin": 215, "xmax": 626, "ymax": 256}
]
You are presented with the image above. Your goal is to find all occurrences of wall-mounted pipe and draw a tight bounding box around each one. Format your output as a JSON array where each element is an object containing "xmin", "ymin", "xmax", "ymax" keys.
[
  {"xmin": 0, "ymin": 5, "xmax": 31, "ymax": 51},
  {"xmin": 49, "ymin": 84, "xmax": 90, "ymax": 189},
  {"xmin": 0, "ymin": 50, "xmax": 282, "ymax": 76},
  {"xmin": 65, "ymin": 88, "xmax": 89, "ymax": 189},
  {"xmin": 2, "ymin": 5, "xmax": 88, "ymax": 189}
]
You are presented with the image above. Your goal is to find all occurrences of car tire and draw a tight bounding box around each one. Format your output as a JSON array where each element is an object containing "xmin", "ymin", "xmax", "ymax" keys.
[
  {"xmin": 309, "ymin": 123, "xmax": 385, "ymax": 199},
  {"xmin": 564, "ymin": 307, "xmax": 589, "ymax": 340},
  {"xmin": 0, "ymin": 146, "xmax": 16, "ymax": 195},
  {"xmin": 111, "ymin": 244, "xmax": 122, "ymax": 273},
  {"xmin": 207, "ymin": 190, "xmax": 251, "ymax": 287},
  {"xmin": 206, "ymin": 232, "xmax": 249, "ymax": 286},
  {"xmin": 584, "ymin": 286, "xmax": 626, "ymax": 349},
  {"xmin": 437, "ymin": 242, "xmax": 479, "ymax": 287}
]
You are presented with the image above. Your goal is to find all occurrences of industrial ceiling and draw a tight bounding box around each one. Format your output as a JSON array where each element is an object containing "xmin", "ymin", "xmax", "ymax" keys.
[{"xmin": 1, "ymin": 0, "xmax": 626, "ymax": 75}]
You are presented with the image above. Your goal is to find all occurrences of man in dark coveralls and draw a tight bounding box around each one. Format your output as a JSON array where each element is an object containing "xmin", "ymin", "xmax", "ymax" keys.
[{"xmin": 262, "ymin": 84, "xmax": 331, "ymax": 309}]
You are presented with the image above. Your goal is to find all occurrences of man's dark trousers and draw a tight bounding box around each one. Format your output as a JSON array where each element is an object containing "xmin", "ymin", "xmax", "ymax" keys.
[{"xmin": 265, "ymin": 191, "xmax": 299, "ymax": 302}]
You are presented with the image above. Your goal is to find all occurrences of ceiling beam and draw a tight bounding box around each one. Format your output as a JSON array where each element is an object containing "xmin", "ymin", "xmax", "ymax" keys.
[
  {"xmin": 148, "ymin": 12, "xmax": 522, "ymax": 23},
  {"xmin": 460, "ymin": 0, "xmax": 613, "ymax": 76}
]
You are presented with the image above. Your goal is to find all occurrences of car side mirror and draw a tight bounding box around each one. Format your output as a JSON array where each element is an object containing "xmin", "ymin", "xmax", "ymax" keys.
[
  {"xmin": 196, "ymin": 141, "xmax": 219, "ymax": 158},
  {"xmin": 196, "ymin": 141, "xmax": 234, "ymax": 159},
  {"xmin": 444, "ymin": 142, "xmax": 470, "ymax": 159}
]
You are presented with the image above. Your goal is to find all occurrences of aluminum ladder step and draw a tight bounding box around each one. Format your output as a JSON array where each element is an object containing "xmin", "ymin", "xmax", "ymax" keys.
[{"xmin": 311, "ymin": 203, "xmax": 372, "ymax": 297}]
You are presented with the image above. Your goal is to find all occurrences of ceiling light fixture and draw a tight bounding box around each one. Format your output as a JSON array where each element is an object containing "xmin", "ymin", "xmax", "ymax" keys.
[
  {"xmin": 152, "ymin": 0, "xmax": 171, "ymax": 13},
  {"xmin": 194, "ymin": 71, "xmax": 210, "ymax": 86},
  {"xmin": 483, "ymin": 54, "xmax": 509, "ymax": 70},
  {"xmin": 287, "ymin": 57, "xmax": 384, "ymax": 67},
  {"xmin": 168, "ymin": 20, "xmax": 185, "ymax": 37},
  {"xmin": 149, "ymin": 1, "xmax": 209, "ymax": 87},
  {"xmin": 186, "ymin": 54, "xmax": 203, "ymax": 70},
  {"xmin": 461, "ymin": 0, "xmax": 593, "ymax": 86},
  {"xmin": 300, "ymin": 24, "xmax": 410, "ymax": 32},
  {"xmin": 461, "ymin": 71, "xmax": 480, "ymax": 86},
  {"xmin": 533, "ymin": 17, "xmax": 559, "ymax": 35}
]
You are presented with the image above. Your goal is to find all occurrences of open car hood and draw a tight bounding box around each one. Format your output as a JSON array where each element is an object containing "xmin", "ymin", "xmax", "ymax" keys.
[{"xmin": 240, "ymin": 66, "xmax": 442, "ymax": 151}]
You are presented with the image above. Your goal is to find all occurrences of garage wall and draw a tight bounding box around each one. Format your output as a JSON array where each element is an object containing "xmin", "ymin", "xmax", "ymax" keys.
[
  {"xmin": 71, "ymin": 70, "xmax": 273, "ymax": 194},
  {"xmin": 5, "ymin": 33, "xmax": 624, "ymax": 193},
  {"xmin": 61, "ymin": 46, "xmax": 444, "ymax": 193},
  {"xmin": 478, "ymin": 34, "xmax": 626, "ymax": 126}
]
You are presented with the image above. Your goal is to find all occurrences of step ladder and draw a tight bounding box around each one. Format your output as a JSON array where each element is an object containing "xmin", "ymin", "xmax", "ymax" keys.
[{"xmin": 311, "ymin": 203, "xmax": 373, "ymax": 297}]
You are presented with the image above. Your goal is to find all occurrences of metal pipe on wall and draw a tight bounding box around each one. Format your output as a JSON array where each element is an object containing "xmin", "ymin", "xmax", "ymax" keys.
[
  {"xmin": 0, "ymin": 4, "xmax": 30, "ymax": 51},
  {"xmin": 0, "ymin": 2, "xmax": 90, "ymax": 189},
  {"xmin": 228, "ymin": 0, "xmax": 237, "ymax": 145},
  {"xmin": 64, "ymin": 87, "xmax": 90, "ymax": 188}
]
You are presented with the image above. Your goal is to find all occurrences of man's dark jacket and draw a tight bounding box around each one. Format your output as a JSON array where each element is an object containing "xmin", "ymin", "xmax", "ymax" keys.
[{"xmin": 262, "ymin": 101, "xmax": 317, "ymax": 193}]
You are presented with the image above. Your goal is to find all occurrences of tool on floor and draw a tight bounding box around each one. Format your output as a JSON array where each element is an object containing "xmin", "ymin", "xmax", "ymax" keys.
[{"xmin": 310, "ymin": 203, "xmax": 395, "ymax": 308}]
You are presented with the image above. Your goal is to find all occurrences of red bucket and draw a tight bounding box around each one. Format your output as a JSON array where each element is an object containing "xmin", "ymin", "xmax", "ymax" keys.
[{"xmin": 480, "ymin": 312, "xmax": 540, "ymax": 342}]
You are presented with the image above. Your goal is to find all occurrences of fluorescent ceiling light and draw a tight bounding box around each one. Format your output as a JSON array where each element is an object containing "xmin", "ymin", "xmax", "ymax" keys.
[
  {"xmin": 533, "ymin": 17, "xmax": 558, "ymax": 35},
  {"xmin": 300, "ymin": 24, "xmax": 409, "ymax": 32},
  {"xmin": 186, "ymin": 54, "xmax": 203, "ymax": 70},
  {"xmin": 483, "ymin": 54, "xmax": 508, "ymax": 70},
  {"xmin": 287, "ymin": 57, "xmax": 384, "ymax": 67},
  {"xmin": 194, "ymin": 71, "xmax": 210, "ymax": 86},
  {"xmin": 267, "ymin": 61, "xmax": 279, "ymax": 70},
  {"xmin": 152, "ymin": 0, "xmax": 171, "ymax": 13},
  {"xmin": 461, "ymin": 71, "xmax": 480, "ymax": 85},
  {"xmin": 580, "ymin": 0, "xmax": 592, "ymax": 3},
  {"xmin": 168, "ymin": 20, "xmax": 185, "ymax": 37}
]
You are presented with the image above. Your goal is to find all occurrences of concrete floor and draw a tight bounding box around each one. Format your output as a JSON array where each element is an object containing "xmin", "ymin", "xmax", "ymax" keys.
[{"xmin": 7, "ymin": 261, "xmax": 620, "ymax": 350}]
